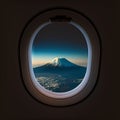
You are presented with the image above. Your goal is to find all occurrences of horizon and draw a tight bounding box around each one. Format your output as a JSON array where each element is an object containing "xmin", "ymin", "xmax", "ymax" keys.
[{"xmin": 32, "ymin": 56, "xmax": 88, "ymax": 68}]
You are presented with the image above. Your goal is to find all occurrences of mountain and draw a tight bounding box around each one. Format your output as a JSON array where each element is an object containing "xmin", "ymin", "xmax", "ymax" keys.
[
  {"xmin": 50, "ymin": 57, "xmax": 79, "ymax": 67},
  {"xmin": 33, "ymin": 57, "xmax": 87, "ymax": 92}
]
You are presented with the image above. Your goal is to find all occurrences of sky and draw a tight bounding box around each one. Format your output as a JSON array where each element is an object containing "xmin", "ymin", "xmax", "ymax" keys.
[{"xmin": 32, "ymin": 22, "xmax": 88, "ymax": 67}]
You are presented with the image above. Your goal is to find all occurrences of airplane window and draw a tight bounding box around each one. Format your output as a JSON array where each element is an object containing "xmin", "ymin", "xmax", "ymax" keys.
[{"xmin": 19, "ymin": 8, "xmax": 100, "ymax": 106}]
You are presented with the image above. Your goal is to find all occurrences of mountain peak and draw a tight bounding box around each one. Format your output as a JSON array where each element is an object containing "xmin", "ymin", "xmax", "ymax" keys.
[{"xmin": 50, "ymin": 57, "xmax": 77, "ymax": 67}]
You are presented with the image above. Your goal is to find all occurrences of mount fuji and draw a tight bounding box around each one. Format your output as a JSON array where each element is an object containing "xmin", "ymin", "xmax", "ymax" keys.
[
  {"xmin": 33, "ymin": 57, "xmax": 87, "ymax": 92},
  {"xmin": 49, "ymin": 57, "xmax": 79, "ymax": 67}
]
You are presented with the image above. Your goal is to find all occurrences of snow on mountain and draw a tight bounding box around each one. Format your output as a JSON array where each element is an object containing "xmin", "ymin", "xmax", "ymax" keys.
[{"xmin": 49, "ymin": 57, "xmax": 78, "ymax": 67}]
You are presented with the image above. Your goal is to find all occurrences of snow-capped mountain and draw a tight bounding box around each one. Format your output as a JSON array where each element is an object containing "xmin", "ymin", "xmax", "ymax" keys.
[
  {"xmin": 49, "ymin": 57, "xmax": 78, "ymax": 67},
  {"xmin": 33, "ymin": 57, "xmax": 86, "ymax": 76}
]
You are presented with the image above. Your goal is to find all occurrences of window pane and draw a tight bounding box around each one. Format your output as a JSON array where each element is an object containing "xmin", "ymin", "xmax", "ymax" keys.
[{"xmin": 31, "ymin": 23, "xmax": 88, "ymax": 92}]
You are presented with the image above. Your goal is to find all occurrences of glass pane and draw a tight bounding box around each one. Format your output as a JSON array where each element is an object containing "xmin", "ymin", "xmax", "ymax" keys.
[{"xmin": 31, "ymin": 22, "xmax": 88, "ymax": 92}]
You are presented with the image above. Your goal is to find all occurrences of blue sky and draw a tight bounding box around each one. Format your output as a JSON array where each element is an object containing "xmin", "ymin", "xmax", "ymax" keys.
[{"xmin": 31, "ymin": 23, "xmax": 88, "ymax": 67}]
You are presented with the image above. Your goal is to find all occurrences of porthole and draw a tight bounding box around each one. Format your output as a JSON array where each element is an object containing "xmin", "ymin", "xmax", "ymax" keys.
[{"xmin": 19, "ymin": 8, "xmax": 100, "ymax": 106}]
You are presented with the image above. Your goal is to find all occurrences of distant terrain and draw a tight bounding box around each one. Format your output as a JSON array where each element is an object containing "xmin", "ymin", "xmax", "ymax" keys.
[{"xmin": 33, "ymin": 57, "xmax": 86, "ymax": 92}]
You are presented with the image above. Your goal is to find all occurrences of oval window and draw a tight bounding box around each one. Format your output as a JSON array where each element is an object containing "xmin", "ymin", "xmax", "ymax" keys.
[
  {"xmin": 32, "ymin": 22, "xmax": 88, "ymax": 93},
  {"xmin": 19, "ymin": 8, "xmax": 100, "ymax": 106}
]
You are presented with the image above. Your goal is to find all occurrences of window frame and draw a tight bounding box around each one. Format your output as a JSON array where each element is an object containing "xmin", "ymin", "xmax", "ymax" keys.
[{"xmin": 19, "ymin": 8, "xmax": 100, "ymax": 106}]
